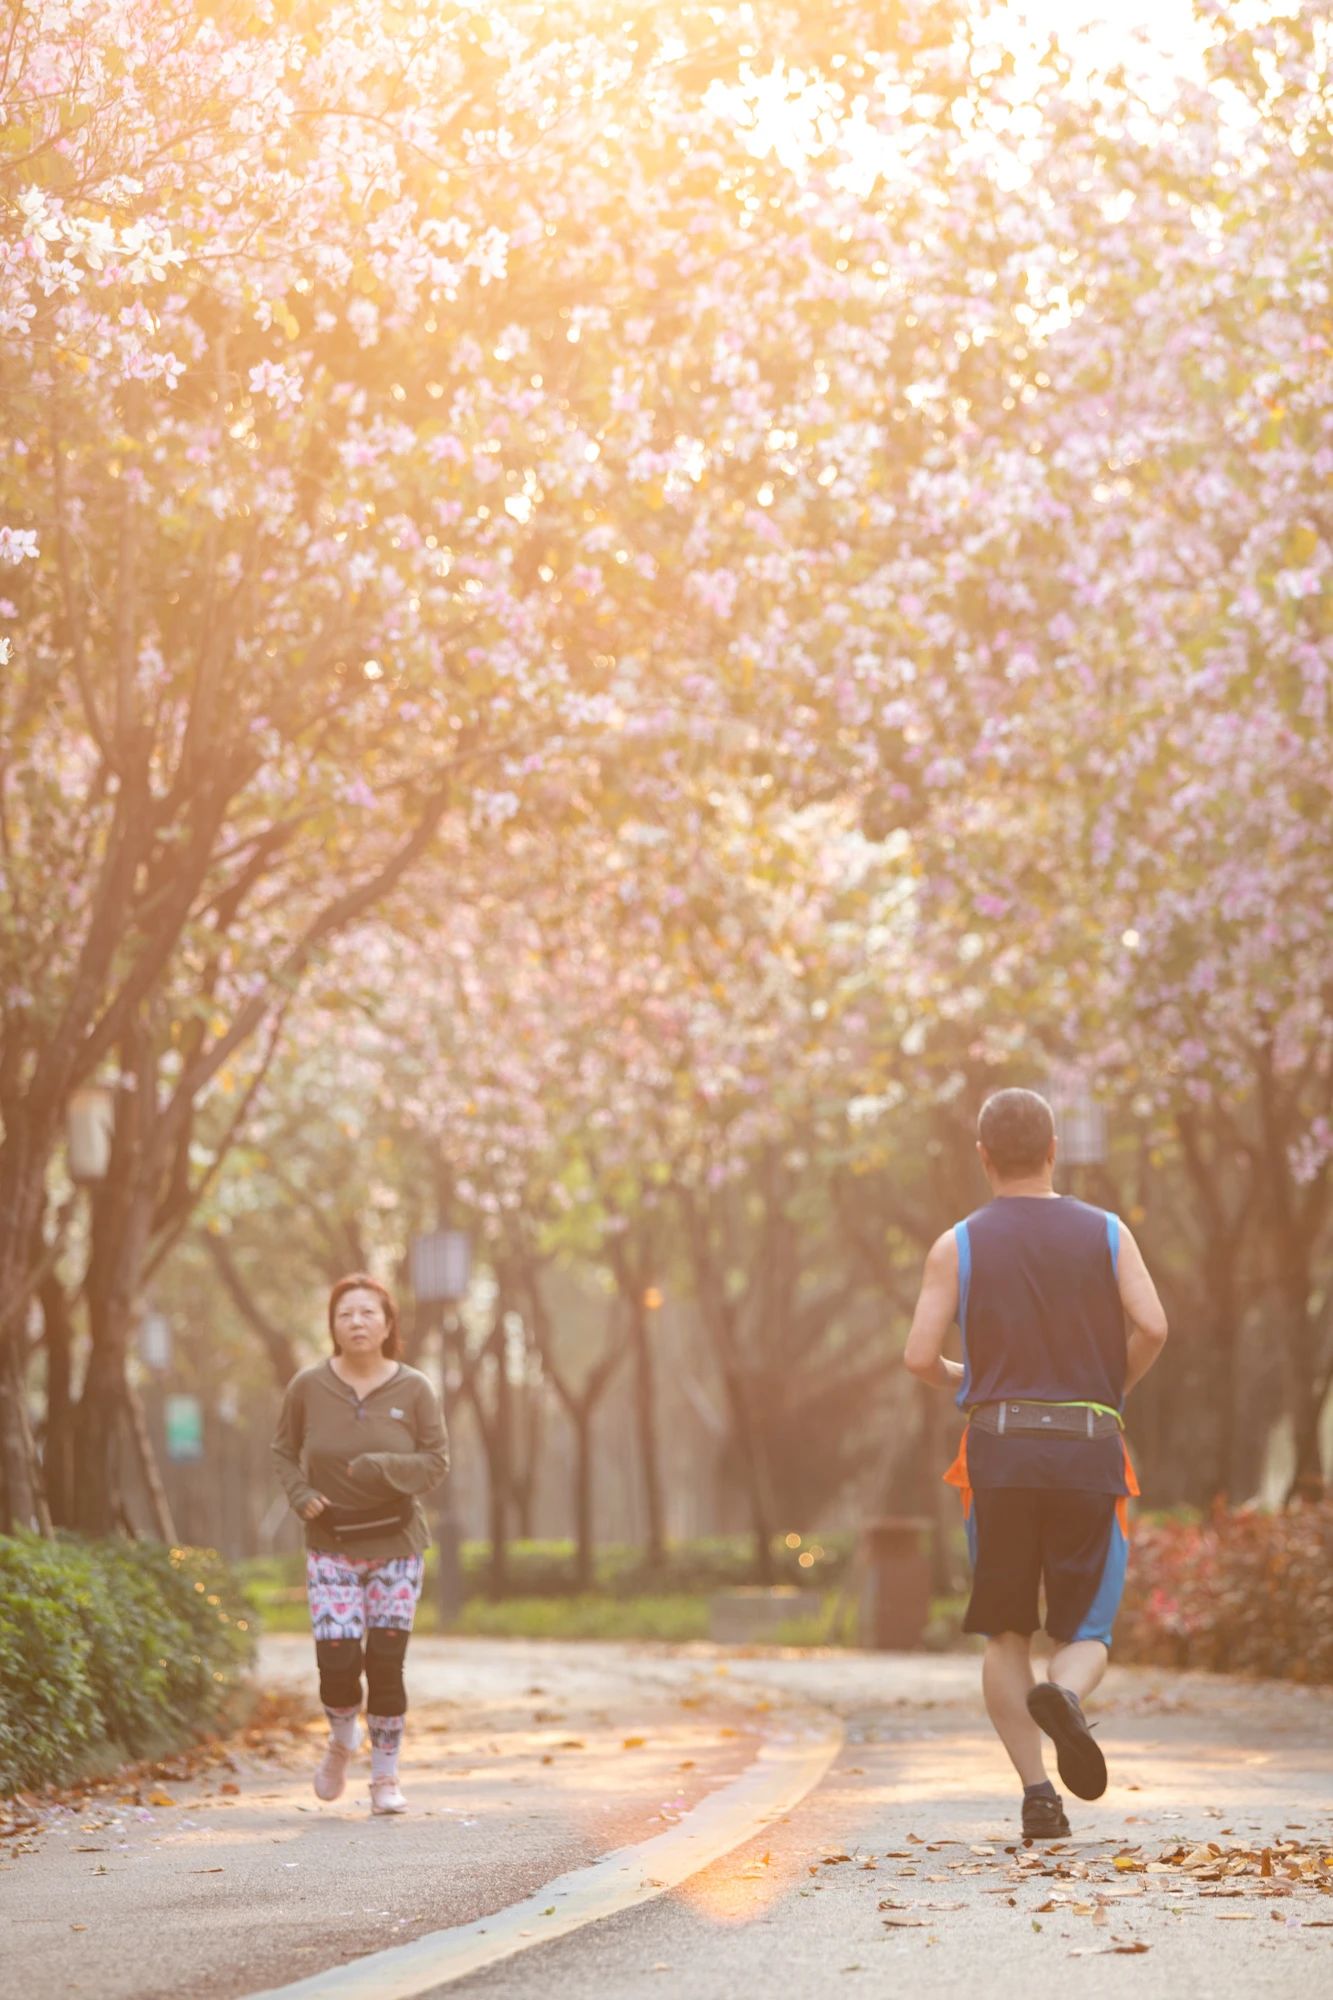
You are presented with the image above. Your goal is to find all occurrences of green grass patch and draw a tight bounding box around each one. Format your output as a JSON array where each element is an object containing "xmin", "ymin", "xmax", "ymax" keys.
[
  {"xmin": 454, "ymin": 1594, "xmax": 712, "ymax": 1642},
  {"xmin": 235, "ymin": 1540, "xmax": 980, "ymax": 1652}
]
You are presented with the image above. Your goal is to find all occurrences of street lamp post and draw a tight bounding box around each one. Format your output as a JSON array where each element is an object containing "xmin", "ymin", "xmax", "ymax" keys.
[{"xmin": 409, "ymin": 1227, "xmax": 472, "ymax": 1629}]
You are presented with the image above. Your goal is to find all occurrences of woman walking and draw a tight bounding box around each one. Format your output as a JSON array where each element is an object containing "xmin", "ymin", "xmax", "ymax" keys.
[{"xmin": 271, "ymin": 1274, "xmax": 449, "ymax": 1813}]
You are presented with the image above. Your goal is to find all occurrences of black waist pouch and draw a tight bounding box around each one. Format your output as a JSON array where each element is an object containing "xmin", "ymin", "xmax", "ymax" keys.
[
  {"xmin": 320, "ymin": 1495, "xmax": 414, "ymax": 1544},
  {"xmin": 970, "ymin": 1399, "xmax": 1122, "ymax": 1440}
]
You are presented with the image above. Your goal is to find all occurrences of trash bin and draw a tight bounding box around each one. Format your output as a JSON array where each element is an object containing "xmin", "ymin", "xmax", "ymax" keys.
[{"xmin": 860, "ymin": 1516, "xmax": 931, "ymax": 1650}]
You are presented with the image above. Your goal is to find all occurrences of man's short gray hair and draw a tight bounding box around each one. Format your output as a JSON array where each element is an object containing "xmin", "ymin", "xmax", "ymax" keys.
[{"xmin": 977, "ymin": 1089, "xmax": 1056, "ymax": 1177}]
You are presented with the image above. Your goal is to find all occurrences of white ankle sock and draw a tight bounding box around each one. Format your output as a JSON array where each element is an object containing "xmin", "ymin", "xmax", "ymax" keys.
[
  {"xmin": 368, "ymin": 1712, "xmax": 405, "ymax": 1780},
  {"xmin": 325, "ymin": 1705, "xmax": 360, "ymax": 1751}
]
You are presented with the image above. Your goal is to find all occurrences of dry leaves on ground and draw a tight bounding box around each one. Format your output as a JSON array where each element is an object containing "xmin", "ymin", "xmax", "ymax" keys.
[{"xmin": 0, "ymin": 1689, "xmax": 317, "ymax": 1843}]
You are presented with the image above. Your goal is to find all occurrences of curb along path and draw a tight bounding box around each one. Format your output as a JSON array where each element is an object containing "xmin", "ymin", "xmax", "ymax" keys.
[{"xmin": 242, "ymin": 1701, "xmax": 842, "ymax": 2000}]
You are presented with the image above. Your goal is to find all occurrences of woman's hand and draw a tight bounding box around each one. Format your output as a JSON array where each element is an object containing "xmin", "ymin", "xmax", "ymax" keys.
[{"xmin": 300, "ymin": 1494, "xmax": 330, "ymax": 1520}]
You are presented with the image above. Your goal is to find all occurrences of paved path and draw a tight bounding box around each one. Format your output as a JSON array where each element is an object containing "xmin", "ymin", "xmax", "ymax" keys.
[{"xmin": 4, "ymin": 1637, "xmax": 1331, "ymax": 1999}]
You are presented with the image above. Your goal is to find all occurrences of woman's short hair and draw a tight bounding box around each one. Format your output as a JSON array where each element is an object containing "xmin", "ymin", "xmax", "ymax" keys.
[
  {"xmin": 977, "ymin": 1089, "xmax": 1056, "ymax": 1177},
  {"xmin": 327, "ymin": 1273, "xmax": 403, "ymax": 1359}
]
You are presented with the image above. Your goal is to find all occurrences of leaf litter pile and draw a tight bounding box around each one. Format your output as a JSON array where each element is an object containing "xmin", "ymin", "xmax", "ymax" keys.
[
  {"xmin": 0, "ymin": 1689, "xmax": 318, "ymax": 1853},
  {"xmin": 811, "ymin": 1822, "xmax": 1333, "ymax": 1957}
]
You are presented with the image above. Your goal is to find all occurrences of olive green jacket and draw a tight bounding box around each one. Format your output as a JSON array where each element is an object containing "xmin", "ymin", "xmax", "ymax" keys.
[{"xmin": 271, "ymin": 1360, "xmax": 449, "ymax": 1560}]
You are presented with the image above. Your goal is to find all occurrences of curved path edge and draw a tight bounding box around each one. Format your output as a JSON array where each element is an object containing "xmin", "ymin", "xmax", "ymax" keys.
[{"xmin": 242, "ymin": 1703, "xmax": 843, "ymax": 2000}]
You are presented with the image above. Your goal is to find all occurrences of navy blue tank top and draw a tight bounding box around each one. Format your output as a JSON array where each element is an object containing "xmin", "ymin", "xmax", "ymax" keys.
[{"xmin": 955, "ymin": 1195, "xmax": 1129, "ymax": 1494}]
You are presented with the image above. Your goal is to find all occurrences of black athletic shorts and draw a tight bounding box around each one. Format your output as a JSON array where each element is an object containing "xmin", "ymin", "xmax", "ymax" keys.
[{"xmin": 963, "ymin": 1487, "xmax": 1129, "ymax": 1645}]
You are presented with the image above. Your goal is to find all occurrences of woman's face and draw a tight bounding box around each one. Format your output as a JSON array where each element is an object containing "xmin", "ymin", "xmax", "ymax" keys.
[{"xmin": 333, "ymin": 1287, "xmax": 389, "ymax": 1357}]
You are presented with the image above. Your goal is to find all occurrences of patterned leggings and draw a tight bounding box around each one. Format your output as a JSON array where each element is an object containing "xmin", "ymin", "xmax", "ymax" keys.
[{"xmin": 307, "ymin": 1551, "xmax": 424, "ymax": 1769}]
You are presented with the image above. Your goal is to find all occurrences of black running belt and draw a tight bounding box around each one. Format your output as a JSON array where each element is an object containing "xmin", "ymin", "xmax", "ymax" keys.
[
  {"xmin": 969, "ymin": 1399, "xmax": 1122, "ymax": 1440},
  {"xmin": 320, "ymin": 1496, "xmax": 415, "ymax": 1543}
]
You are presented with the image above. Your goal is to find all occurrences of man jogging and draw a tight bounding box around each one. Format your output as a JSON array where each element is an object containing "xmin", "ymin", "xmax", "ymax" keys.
[{"xmin": 904, "ymin": 1088, "xmax": 1168, "ymax": 1841}]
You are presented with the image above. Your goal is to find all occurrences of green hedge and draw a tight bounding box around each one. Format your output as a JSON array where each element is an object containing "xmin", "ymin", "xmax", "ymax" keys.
[
  {"xmin": 0, "ymin": 1534, "xmax": 256, "ymax": 1795},
  {"xmin": 1117, "ymin": 1500, "xmax": 1333, "ymax": 1682}
]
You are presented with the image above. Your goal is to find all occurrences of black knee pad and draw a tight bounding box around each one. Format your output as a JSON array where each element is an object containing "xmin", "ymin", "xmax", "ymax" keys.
[
  {"xmin": 364, "ymin": 1626, "xmax": 409, "ymax": 1717},
  {"xmin": 315, "ymin": 1637, "xmax": 363, "ymax": 1710}
]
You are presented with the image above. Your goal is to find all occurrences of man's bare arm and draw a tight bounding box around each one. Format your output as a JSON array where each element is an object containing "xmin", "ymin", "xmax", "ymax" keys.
[
  {"xmin": 904, "ymin": 1231, "xmax": 965, "ymax": 1392},
  {"xmin": 1117, "ymin": 1223, "xmax": 1169, "ymax": 1392}
]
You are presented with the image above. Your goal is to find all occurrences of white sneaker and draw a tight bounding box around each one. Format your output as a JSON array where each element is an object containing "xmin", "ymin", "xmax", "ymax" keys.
[
  {"xmin": 370, "ymin": 1777, "xmax": 408, "ymax": 1815},
  {"xmin": 313, "ymin": 1733, "xmax": 359, "ymax": 1803}
]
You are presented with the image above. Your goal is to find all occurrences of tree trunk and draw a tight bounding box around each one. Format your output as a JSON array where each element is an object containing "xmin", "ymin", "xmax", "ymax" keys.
[
  {"xmin": 1285, "ymin": 1296, "xmax": 1328, "ymax": 1502},
  {"xmin": 510, "ymin": 1375, "xmax": 543, "ymax": 1540},
  {"xmin": 122, "ymin": 1377, "xmax": 178, "ymax": 1542},
  {"xmin": 0, "ymin": 1337, "xmax": 48, "ymax": 1534},
  {"xmin": 205, "ymin": 1235, "xmax": 299, "ymax": 1388},
  {"xmin": 488, "ymin": 1329, "xmax": 513, "ymax": 1594},
  {"xmin": 718, "ymin": 1354, "xmax": 774, "ymax": 1584},
  {"xmin": 72, "ymin": 1338, "xmax": 127, "ymax": 1536},
  {"xmin": 627, "ymin": 1296, "xmax": 666, "ymax": 1568},
  {"xmin": 486, "ymin": 1424, "xmax": 509, "ymax": 1597},
  {"xmin": 0, "ymin": 1126, "xmax": 55, "ymax": 1534},
  {"xmin": 1210, "ymin": 1275, "xmax": 1240, "ymax": 1504},
  {"xmin": 40, "ymin": 1275, "xmax": 77, "ymax": 1527},
  {"xmin": 572, "ymin": 1404, "xmax": 595, "ymax": 1591},
  {"xmin": 73, "ymin": 1022, "xmax": 158, "ymax": 1535}
]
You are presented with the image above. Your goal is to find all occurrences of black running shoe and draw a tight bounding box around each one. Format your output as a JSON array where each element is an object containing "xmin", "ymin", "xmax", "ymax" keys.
[
  {"xmin": 1022, "ymin": 1789, "xmax": 1071, "ymax": 1840},
  {"xmin": 1026, "ymin": 1682, "xmax": 1108, "ymax": 1801}
]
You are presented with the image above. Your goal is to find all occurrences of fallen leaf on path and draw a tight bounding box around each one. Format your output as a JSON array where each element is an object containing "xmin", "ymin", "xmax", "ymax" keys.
[
  {"xmin": 191, "ymin": 1867, "xmax": 224, "ymax": 1875},
  {"xmin": 970, "ymin": 1845, "xmax": 995, "ymax": 1857},
  {"xmin": 219, "ymin": 1783, "xmax": 240, "ymax": 1796},
  {"xmin": 147, "ymin": 1791, "xmax": 175, "ymax": 1808},
  {"xmin": 621, "ymin": 1737, "xmax": 646, "ymax": 1750},
  {"xmin": 882, "ymin": 1916, "xmax": 926, "ymax": 1928},
  {"xmin": 1069, "ymin": 1942, "xmax": 1151, "ymax": 1957},
  {"xmin": 1213, "ymin": 1913, "xmax": 1255, "ymax": 1921},
  {"xmin": 822, "ymin": 1853, "xmax": 852, "ymax": 1865}
]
